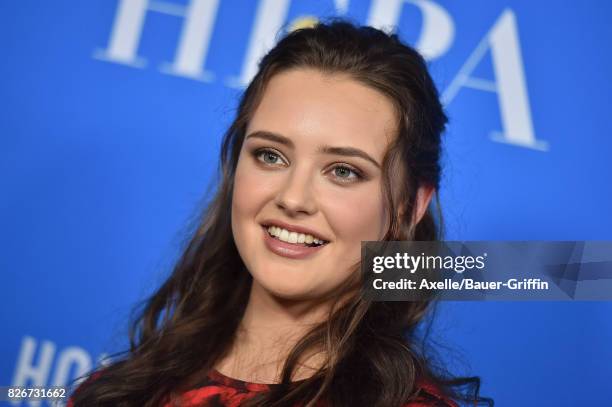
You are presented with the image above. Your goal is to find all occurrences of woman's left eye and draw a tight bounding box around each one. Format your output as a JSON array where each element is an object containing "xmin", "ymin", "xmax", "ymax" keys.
[{"xmin": 331, "ymin": 165, "xmax": 363, "ymax": 183}]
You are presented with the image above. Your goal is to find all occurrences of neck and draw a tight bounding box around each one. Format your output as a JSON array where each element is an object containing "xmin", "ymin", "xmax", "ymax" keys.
[{"xmin": 215, "ymin": 280, "xmax": 331, "ymax": 383}]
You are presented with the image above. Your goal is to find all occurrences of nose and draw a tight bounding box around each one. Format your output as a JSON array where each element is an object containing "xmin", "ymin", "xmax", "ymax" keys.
[{"xmin": 274, "ymin": 164, "xmax": 317, "ymax": 216}]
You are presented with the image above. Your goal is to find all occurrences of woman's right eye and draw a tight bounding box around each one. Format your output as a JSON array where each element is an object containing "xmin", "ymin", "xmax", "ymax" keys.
[{"xmin": 253, "ymin": 148, "xmax": 285, "ymax": 166}]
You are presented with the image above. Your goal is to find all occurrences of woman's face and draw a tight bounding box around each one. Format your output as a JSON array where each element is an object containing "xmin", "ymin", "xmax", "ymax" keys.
[{"xmin": 231, "ymin": 68, "xmax": 397, "ymax": 302}]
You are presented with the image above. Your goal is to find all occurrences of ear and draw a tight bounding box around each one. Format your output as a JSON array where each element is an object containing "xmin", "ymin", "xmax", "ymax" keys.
[{"xmin": 411, "ymin": 184, "xmax": 435, "ymax": 226}]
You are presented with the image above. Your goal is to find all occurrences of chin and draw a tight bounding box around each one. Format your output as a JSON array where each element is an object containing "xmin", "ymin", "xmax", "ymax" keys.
[{"xmin": 251, "ymin": 271, "xmax": 319, "ymax": 301}]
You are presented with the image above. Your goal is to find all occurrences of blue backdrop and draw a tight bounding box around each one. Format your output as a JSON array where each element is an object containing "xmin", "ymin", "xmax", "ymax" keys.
[{"xmin": 2, "ymin": 1, "xmax": 611, "ymax": 406}]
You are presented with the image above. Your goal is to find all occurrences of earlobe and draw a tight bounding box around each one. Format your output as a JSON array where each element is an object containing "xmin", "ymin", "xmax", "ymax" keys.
[
  {"xmin": 413, "ymin": 185, "xmax": 435, "ymax": 225},
  {"xmin": 396, "ymin": 185, "xmax": 435, "ymax": 226}
]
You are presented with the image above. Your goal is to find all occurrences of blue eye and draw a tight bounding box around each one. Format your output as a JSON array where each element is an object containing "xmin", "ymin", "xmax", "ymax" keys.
[
  {"xmin": 254, "ymin": 148, "xmax": 284, "ymax": 165},
  {"xmin": 332, "ymin": 165, "xmax": 363, "ymax": 183}
]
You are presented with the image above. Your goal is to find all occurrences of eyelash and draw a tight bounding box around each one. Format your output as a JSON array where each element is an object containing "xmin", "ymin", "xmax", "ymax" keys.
[{"xmin": 251, "ymin": 148, "xmax": 366, "ymax": 183}]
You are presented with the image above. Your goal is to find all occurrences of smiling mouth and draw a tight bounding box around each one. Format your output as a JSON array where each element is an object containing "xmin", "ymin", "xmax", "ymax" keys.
[{"xmin": 262, "ymin": 225, "xmax": 329, "ymax": 247}]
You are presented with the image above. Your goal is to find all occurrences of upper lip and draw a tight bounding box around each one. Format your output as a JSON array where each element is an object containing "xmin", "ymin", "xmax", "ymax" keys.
[{"xmin": 261, "ymin": 219, "xmax": 331, "ymax": 242}]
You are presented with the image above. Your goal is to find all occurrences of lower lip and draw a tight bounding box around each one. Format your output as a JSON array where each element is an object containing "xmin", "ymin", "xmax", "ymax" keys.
[{"xmin": 261, "ymin": 226, "xmax": 328, "ymax": 259}]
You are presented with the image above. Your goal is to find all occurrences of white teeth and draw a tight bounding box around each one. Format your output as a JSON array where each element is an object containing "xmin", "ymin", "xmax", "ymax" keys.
[
  {"xmin": 288, "ymin": 231, "xmax": 298, "ymax": 243},
  {"xmin": 266, "ymin": 226, "xmax": 326, "ymax": 246}
]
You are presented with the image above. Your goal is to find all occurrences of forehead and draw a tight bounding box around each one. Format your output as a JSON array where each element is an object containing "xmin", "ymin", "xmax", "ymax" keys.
[{"xmin": 246, "ymin": 68, "xmax": 398, "ymax": 161}]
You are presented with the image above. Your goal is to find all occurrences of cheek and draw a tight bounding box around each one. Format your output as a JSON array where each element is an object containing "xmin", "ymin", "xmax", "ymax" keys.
[
  {"xmin": 231, "ymin": 154, "xmax": 281, "ymax": 248},
  {"xmin": 232, "ymin": 161, "xmax": 252, "ymax": 215},
  {"xmin": 231, "ymin": 157, "xmax": 261, "ymax": 243},
  {"xmin": 232, "ymin": 156, "xmax": 269, "ymax": 217},
  {"xmin": 322, "ymin": 186, "xmax": 387, "ymax": 255}
]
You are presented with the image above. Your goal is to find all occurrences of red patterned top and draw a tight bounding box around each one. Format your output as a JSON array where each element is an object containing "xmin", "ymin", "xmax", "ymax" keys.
[
  {"xmin": 160, "ymin": 369, "xmax": 459, "ymax": 407},
  {"xmin": 68, "ymin": 368, "xmax": 458, "ymax": 407}
]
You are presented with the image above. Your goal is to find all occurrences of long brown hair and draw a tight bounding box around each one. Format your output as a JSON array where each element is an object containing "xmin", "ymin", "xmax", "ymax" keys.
[{"xmin": 70, "ymin": 19, "xmax": 492, "ymax": 407}]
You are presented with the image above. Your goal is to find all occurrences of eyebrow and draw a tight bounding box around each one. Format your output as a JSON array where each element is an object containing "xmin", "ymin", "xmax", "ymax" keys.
[{"xmin": 245, "ymin": 130, "xmax": 381, "ymax": 169}]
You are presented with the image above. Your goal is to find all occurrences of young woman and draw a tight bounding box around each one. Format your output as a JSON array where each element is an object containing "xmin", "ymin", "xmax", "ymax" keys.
[{"xmin": 68, "ymin": 20, "xmax": 491, "ymax": 407}]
